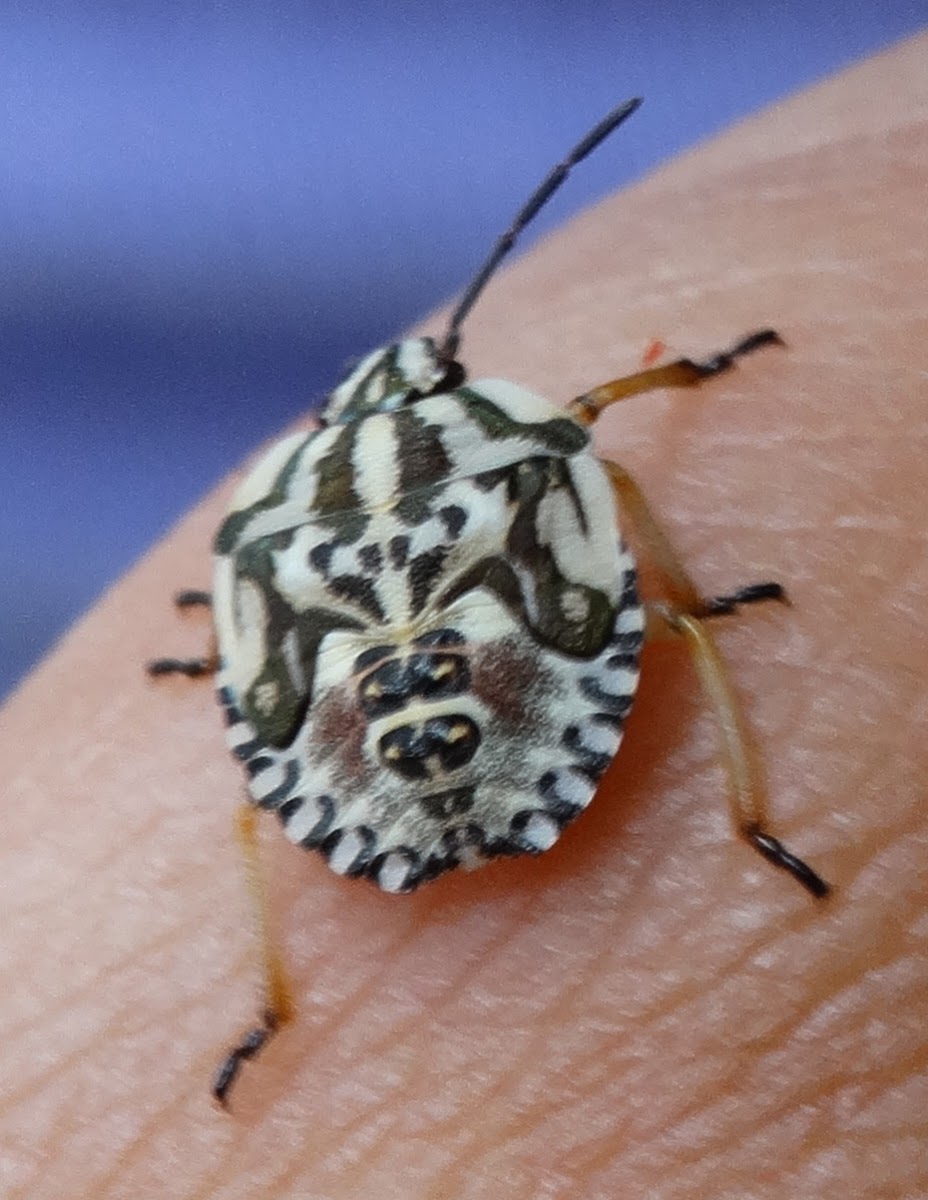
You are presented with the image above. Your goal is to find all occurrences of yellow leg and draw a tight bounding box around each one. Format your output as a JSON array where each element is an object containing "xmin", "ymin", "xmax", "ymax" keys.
[
  {"xmin": 602, "ymin": 460, "xmax": 828, "ymax": 898},
  {"xmin": 213, "ymin": 804, "xmax": 295, "ymax": 1107},
  {"xmin": 647, "ymin": 605, "xmax": 829, "ymax": 898},
  {"xmin": 602, "ymin": 460, "xmax": 789, "ymax": 620},
  {"xmin": 603, "ymin": 461, "xmax": 705, "ymax": 614},
  {"xmin": 567, "ymin": 329, "xmax": 782, "ymax": 425}
]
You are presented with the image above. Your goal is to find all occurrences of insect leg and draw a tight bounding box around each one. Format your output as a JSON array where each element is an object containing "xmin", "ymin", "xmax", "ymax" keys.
[
  {"xmin": 147, "ymin": 590, "xmax": 217, "ymax": 677},
  {"xmin": 214, "ymin": 803, "xmax": 295, "ymax": 1108},
  {"xmin": 174, "ymin": 589, "xmax": 212, "ymax": 608},
  {"xmin": 146, "ymin": 652, "xmax": 218, "ymax": 677},
  {"xmin": 602, "ymin": 461, "xmax": 785, "ymax": 619},
  {"xmin": 646, "ymin": 604, "xmax": 830, "ymax": 899},
  {"xmin": 602, "ymin": 459, "xmax": 828, "ymax": 896},
  {"xmin": 567, "ymin": 329, "xmax": 783, "ymax": 425}
]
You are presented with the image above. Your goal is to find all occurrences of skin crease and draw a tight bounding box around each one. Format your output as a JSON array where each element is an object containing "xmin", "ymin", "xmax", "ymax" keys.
[{"xmin": 2, "ymin": 36, "xmax": 926, "ymax": 1200}]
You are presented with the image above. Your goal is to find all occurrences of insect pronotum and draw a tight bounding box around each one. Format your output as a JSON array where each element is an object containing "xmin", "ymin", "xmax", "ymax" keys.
[{"xmin": 150, "ymin": 97, "xmax": 830, "ymax": 1106}]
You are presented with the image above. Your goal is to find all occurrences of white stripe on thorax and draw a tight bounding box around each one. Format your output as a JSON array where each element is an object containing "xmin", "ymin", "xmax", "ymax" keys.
[{"xmin": 351, "ymin": 413, "xmax": 401, "ymax": 509}]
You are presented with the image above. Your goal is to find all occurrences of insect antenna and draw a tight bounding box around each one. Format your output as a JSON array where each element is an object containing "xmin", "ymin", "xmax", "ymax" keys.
[{"xmin": 439, "ymin": 96, "xmax": 643, "ymax": 362}]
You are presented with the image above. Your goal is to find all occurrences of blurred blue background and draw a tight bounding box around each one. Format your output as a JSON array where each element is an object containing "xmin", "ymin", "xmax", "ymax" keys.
[{"xmin": 1, "ymin": 3, "xmax": 923, "ymax": 698}]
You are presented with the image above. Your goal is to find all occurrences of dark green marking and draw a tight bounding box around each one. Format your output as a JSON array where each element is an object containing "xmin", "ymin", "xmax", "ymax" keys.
[
  {"xmin": 456, "ymin": 387, "xmax": 589, "ymax": 455},
  {"xmin": 312, "ymin": 421, "xmax": 363, "ymax": 517},
  {"xmin": 394, "ymin": 408, "xmax": 454, "ymax": 493},
  {"xmin": 232, "ymin": 543, "xmax": 366, "ymax": 747},
  {"xmin": 214, "ymin": 435, "xmax": 312, "ymax": 555}
]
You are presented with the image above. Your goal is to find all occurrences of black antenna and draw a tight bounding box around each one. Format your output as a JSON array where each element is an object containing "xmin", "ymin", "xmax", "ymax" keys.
[{"xmin": 440, "ymin": 96, "xmax": 643, "ymax": 361}]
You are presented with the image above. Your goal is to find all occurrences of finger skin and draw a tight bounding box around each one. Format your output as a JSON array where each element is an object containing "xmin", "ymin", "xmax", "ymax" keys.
[{"xmin": 2, "ymin": 36, "xmax": 926, "ymax": 1200}]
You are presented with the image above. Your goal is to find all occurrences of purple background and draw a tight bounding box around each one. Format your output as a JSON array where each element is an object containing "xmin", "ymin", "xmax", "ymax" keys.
[{"xmin": 2, "ymin": 3, "xmax": 923, "ymax": 698}]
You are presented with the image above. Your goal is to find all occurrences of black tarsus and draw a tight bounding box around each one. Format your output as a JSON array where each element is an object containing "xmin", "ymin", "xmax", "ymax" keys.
[
  {"xmin": 146, "ymin": 656, "xmax": 213, "ymax": 678},
  {"xmin": 145, "ymin": 588, "xmax": 214, "ymax": 677},
  {"xmin": 174, "ymin": 589, "xmax": 212, "ymax": 608},
  {"xmin": 746, "ymin": 828, "xmax": 831, "ymax": 899},
  {"xmin": 440, "ymin": 97, "xmax": 643, "ymax": 362},
  {"xmin": 679, "ymin": 328, "xmax": 785, "ymax": 380},
  {"xmin": 705, "ymin": 581, "xmax": 788, "ymax": 617},
  {"xmin": 213, "ymin": 1009, "xmax": 281, "ymax": 1109}
]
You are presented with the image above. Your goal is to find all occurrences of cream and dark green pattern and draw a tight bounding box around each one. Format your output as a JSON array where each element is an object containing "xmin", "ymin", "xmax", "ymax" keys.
[{"xmin": 213, "ymin": 336, "xmax": 644, "ymax": 893}]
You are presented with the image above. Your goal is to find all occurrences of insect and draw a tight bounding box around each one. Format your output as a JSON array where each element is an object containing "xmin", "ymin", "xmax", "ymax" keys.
[{"xmin": 150, "ymin": 98, "xmax": 830, "ymax": 1105}]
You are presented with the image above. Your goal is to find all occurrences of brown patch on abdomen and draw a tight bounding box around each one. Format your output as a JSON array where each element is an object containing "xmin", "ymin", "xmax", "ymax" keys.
[{"xmin": 470, "ymin": 635, "xmax": 553, "ymax": 734}]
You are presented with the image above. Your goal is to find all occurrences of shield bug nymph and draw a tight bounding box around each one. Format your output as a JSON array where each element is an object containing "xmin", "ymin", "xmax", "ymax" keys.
[{"xmin": 150, "ymin": 97, "xmax": 830, "ymax": 1105}]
